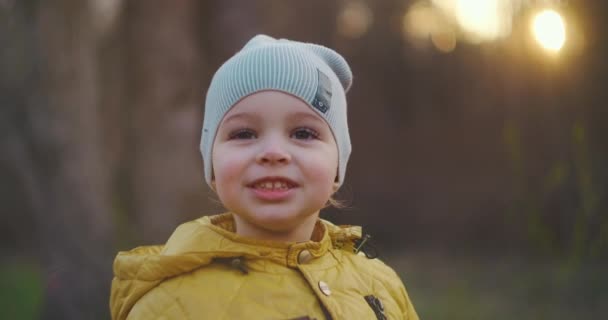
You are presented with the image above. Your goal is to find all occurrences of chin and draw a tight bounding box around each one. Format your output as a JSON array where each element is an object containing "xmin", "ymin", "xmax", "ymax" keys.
[
  {"xmin": 248, "ymin": 207, "xmax": 316, "ymax": 226},
  {"xmin": 250, "ymin": 210, "xmax": 303, "ymax": 226}
]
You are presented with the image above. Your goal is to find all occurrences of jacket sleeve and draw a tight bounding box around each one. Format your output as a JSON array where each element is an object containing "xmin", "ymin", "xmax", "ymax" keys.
[
  {"xmin": 370, "ymin": 258, "xmax": 420, "ymax": 320},
  {"xmin": 126, "ymin": 285, "xmax": 190, "ymax": 320},
  {"xmin": 397, "ymin": 278, "xmax": 419, "ymax": 320}
]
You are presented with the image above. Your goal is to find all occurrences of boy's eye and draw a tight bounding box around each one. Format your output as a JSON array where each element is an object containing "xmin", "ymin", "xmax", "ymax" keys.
[
  {"xmin": 292, "ymin": 128, "xmax": 319, "ymax": 140},
  {"xmin": 229, "ymin": 129, "xmax": 256, "ymax": 140}
]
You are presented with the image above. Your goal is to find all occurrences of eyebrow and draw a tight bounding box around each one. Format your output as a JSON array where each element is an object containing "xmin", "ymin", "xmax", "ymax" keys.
[
  {"xmin": 221, "ymin": 112, "xmax": 257, "ymax": 124},
  {"xmin": 288, "ymin": 111, "xmax": 325, "ymax": 124},
  {"xmin": 222, "ymin": 110, "xmax": 325, "ymax": 125}
]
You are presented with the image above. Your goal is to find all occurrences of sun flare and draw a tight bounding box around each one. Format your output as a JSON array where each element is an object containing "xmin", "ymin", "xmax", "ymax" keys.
[{"xmin": 532, "ymin": 9, "xmax": 566, "ymax": 52}]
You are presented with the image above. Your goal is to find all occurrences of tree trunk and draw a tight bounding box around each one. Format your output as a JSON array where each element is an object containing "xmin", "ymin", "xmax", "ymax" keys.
[
  {"xmin": 30, "ymin": 1, "xmax": 113, "ymax": 318},
  {"xmin": 123, "ymin": 0, "xmax": 207, "ymax": 244}
]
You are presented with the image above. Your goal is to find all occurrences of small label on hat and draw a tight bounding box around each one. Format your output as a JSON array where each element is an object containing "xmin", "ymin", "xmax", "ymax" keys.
[{"xmin": 312, "ymin": 69, "xmax": 331, "ymax": 113}]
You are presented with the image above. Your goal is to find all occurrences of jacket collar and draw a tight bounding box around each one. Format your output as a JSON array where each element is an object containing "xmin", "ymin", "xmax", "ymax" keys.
[
  {"xmin": 111, "ymin": 213, "xmax": 362, "ymax": 320},
  {"xmin": 161, "ymin": 212, "xmax": 362, "ymax": 268}
]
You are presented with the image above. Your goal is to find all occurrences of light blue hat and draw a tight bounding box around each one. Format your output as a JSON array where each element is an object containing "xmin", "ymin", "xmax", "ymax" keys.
[{"xmin": 201, "ymin": 34, "xmax": 353, "ymax": 189}]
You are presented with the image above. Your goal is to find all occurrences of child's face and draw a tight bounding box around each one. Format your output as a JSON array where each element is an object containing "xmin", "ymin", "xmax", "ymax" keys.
[{"xmin": 212, "ymin": 90, "xmax": 339, "ymax": 241}]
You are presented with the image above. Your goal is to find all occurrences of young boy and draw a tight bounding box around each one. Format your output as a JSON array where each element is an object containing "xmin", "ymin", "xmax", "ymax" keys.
[{"xmin": 110, "ymin": 34, "xmax": 419, "ymax": 320}]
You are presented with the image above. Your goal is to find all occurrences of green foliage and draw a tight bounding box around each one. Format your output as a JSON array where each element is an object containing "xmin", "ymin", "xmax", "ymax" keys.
[
  {"xmin": 388, "ymin": 253, "xmax": 608, "ymax": 320},
  {"xmin": 503, "ymin": 120, "xmax": 606, "ymax": 264},
  {"xmin": 0, "ymin": 262, "xmax": 44, "ymax": 320}
]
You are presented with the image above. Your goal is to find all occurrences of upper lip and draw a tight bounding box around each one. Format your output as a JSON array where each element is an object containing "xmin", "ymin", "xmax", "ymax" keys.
[{"xmin": 248, "ymin": 176, "xmax": 299, "ymax": 188}]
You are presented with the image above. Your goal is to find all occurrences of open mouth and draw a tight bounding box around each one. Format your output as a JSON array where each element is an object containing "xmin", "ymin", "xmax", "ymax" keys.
[{"xmin": 249, "ymin": 177, "xmax": 298, "ymax": 191}]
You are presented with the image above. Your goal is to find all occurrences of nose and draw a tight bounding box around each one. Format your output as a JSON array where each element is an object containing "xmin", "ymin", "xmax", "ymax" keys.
[{"xmin": 256, "ymin": 136, "xmax": 291, "ymax": 165}]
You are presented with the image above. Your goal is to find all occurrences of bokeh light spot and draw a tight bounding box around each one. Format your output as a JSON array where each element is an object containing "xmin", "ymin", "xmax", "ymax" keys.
[
  {"xmin": 432, "ymin": 0, "xmax": 519, "ymax": 42},
  {"xmin": 432, "ymin": 31, "xmax": 457, "ymax": 53},
  {"xmin": 455, "ymin": 0, "xmax": 499, "ymax": 38},
  {"xmin": 532, "ymin": 9, "xmax": 566, "ymax": 52},
  {"xmin": 337, "ymin": 1, "xmax": 373, "ymax": 39}
]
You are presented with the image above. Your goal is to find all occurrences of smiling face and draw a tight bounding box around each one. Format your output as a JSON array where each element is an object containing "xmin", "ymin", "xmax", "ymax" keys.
[{"xmin": 211, "ymin": 90, "xmax": 339, "ymax": 242}]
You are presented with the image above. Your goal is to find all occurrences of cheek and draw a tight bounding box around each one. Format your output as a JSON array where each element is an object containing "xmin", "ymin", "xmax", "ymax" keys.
[
  {"xmin": 310, "ymin": 162, "xmax": 336, "ymax": 182},
  {"xmin": 212, "ymin": 149, "xmax": 246, "ymax": 187},
  {"xmin": 304, "ymin": 148, "xmax": 339, "ymax": 187}
]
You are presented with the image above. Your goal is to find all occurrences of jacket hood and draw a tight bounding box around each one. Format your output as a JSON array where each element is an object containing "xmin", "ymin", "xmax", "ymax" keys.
[{"xmin": 110, "ymin": 213, "xmax": 362, "ymax": 320}]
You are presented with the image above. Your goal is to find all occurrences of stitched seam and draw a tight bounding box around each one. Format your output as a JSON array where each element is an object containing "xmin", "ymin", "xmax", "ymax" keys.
[
  {"xmin": 219, "ymin": 274, "xmax": 249, "ymax": 320},
  {"xmin": 154, "ymin": 285, "xmax": 192, "ymax": 320},
  {"xmin": 298, "ymin": 267, "xmax": 337, "ymax": 319}
]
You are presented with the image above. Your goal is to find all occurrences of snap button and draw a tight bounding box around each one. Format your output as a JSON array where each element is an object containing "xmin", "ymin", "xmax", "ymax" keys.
[
  {"xmin": 318, "ymin": 281, "xmax": 331, "ymax": 296},
  {"xmin": 297, "ymin": 249, "xmax": 313, "ymax": 264},
  {"xmin": 230, "ymin": 257, "xmax": 248, "ymax": 274}
]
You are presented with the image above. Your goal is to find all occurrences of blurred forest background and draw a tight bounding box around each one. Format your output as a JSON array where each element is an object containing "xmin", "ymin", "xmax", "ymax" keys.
[{"xmin": 1, "ymin": 0, "xmax": 606, "ymax": 319}]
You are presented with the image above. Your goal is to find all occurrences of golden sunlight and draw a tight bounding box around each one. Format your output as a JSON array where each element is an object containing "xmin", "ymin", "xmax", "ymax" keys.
[
  {"xmin": 532, "ymin": 9, "xmax": 566, "ymax": 52},
  {"xmin": 337, "ymin": 1, "xmax": 373, "ymax": 39},
  {"xmin": 455, "ymin": 0, "xmax": 500, "ymax": 39},
  {"xmin": 432, "ymin": 0, "xmax": 517, "ymax": 42}
]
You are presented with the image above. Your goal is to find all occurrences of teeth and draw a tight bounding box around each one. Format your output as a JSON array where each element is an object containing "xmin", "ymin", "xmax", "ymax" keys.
[{"xmin": 255, "ymin": 181, "xmax": 289, "ymax": 190}]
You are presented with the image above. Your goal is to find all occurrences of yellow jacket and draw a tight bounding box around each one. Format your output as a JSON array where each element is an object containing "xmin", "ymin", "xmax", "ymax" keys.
[{"xmin": 110, "ymin": 213, "xmax": 419, "ymax": 320}]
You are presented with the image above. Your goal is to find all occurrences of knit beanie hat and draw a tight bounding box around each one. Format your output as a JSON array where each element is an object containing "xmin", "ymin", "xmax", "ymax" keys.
[{"xmin": 200, "ymin": 34, "xmax": 353, "ymax": 189}]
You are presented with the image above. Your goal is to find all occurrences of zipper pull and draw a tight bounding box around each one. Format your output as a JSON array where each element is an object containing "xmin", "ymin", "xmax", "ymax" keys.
[
  {"xmin": 364, "ymin": 295, "xmax": 387, "ymax": 320},
  {"xmin": 354, "ymin": 234, "xmax": 378, "ymax": 259}
]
